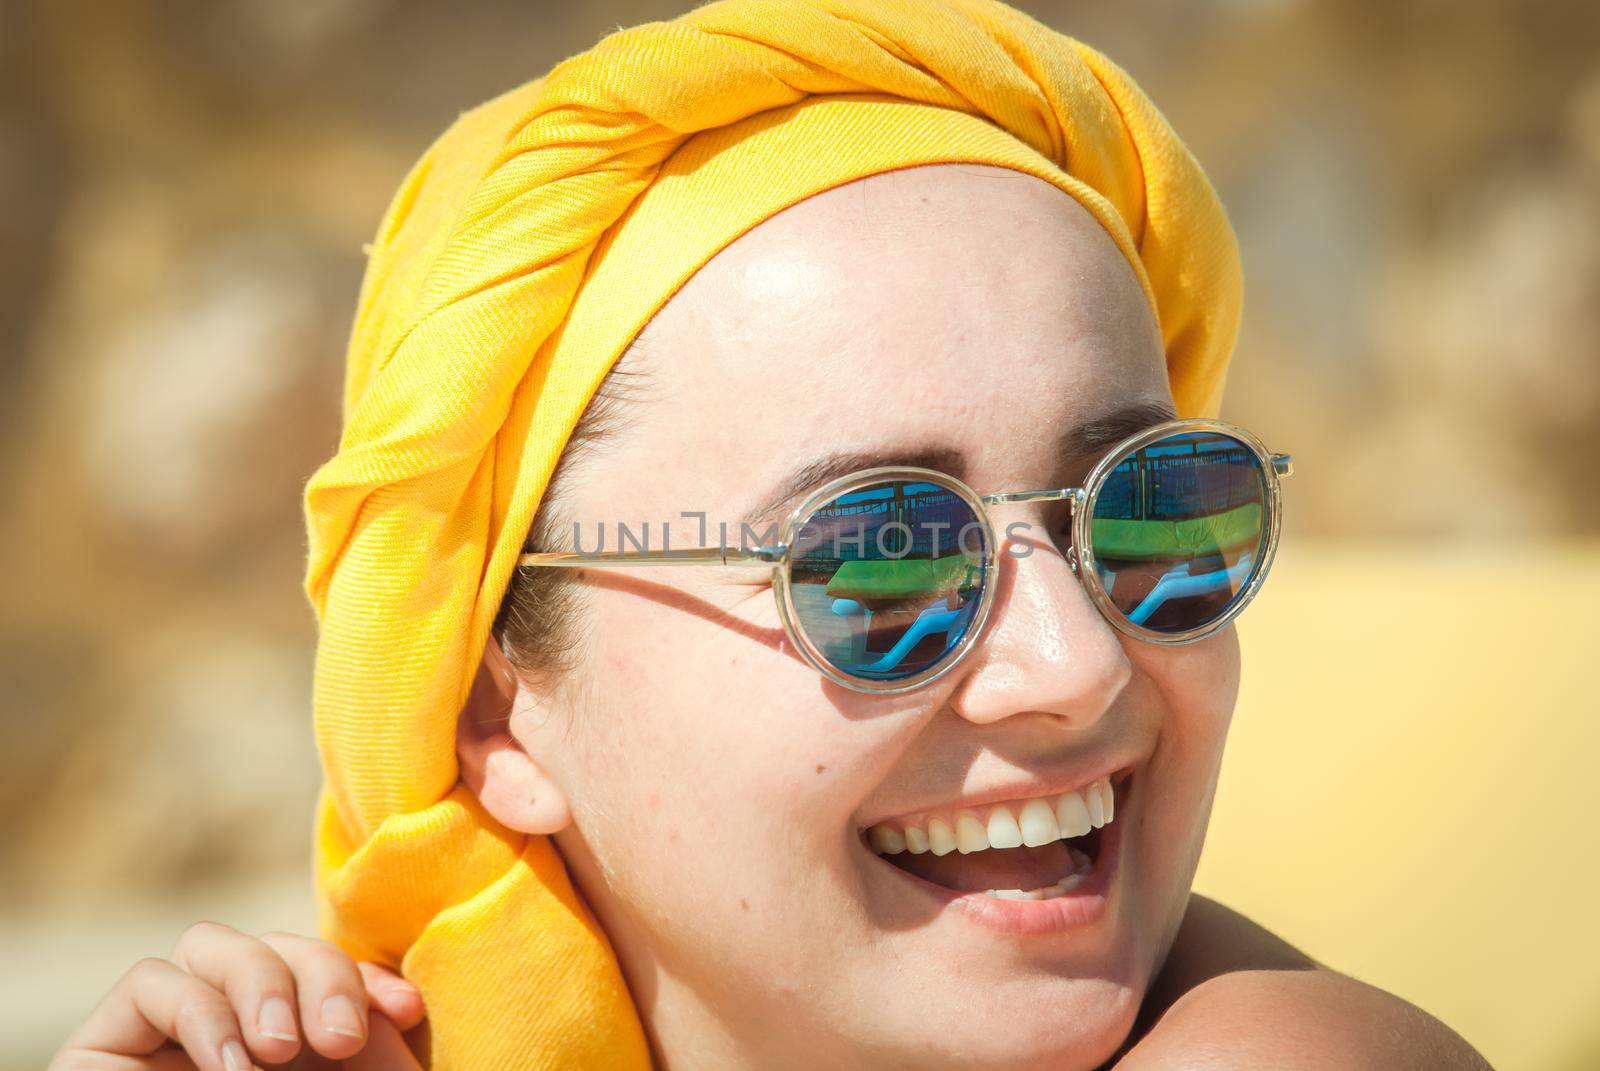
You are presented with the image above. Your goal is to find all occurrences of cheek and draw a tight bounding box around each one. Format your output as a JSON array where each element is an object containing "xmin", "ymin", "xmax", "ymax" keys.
[
  {"xmin": 1124, "ymin": 627, "xmax": 1240, "ymax": 919},
  {"xmin": 580, "ymin": 588, "xmax": 794, "ymax": 800},
  {"xmin": 1139, "ymin": 626, "xmax": 1240, "ymax": 776},
  {"xmin": 560, "ymin": 585, "xmax": 886, "ymax": 909}
]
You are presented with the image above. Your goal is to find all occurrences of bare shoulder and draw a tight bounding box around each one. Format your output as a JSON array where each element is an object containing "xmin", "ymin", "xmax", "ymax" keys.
[
  {"xmin": 1107, "ymin": 894, "xmax": 1493, "ymax": 1070},
  {"xmin": 1144, "ymin": 891, "xmax": 1321, "ymax": 1008}
]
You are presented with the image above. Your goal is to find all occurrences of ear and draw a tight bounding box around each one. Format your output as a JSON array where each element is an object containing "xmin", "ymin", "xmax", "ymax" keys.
[{"xmin": 455, "ymin": 635, "xmax": 572, "ymax": 836}]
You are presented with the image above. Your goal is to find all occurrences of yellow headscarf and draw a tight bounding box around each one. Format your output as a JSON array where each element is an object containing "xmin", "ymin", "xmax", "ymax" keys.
[{"xmin": 302, "ymin": 1, "xmax": 1242, "ymax": 1067}]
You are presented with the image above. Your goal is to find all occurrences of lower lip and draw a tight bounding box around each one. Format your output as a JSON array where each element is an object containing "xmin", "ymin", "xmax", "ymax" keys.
[{"xmin": 869, "ymin": 778, "xmax": 1127, "ymax": 937}]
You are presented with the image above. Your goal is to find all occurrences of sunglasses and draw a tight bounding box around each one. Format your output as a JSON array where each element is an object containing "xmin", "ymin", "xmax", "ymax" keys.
[{"xmin": 517, "ymin": 418, "xmax": 1293, "ymax": 695}]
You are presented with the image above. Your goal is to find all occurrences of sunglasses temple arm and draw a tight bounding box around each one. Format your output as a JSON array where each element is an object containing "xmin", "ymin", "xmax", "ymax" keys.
[{"xmin": 517, "ymin": 545, "xmax": 786, "ymax": 568}]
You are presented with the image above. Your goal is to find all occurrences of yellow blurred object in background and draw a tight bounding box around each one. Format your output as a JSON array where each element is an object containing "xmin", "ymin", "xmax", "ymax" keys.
[{"xmin": 1200, "ymin": 540, "xmax": 1600, "ymax": 1071}]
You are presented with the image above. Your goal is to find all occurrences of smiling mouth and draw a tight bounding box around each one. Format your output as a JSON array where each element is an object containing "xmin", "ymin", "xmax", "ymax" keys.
[{"xmin": 861, "ymin": 770, "xmax": 1131, "ymax": 900}]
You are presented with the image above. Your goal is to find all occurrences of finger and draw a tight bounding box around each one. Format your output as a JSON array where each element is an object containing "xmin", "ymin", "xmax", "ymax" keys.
[
  {"xmin": 255, "ymin": 932, "xmax": 369, "ymax": 1061},
  {"xmin": 341, "ymin": 1007, "xmax": 426, "ymax": 1071},
  {"xmin": 355, "ymin": 962, "xmax": 427, "ymax": 1033},
  {"xmin": 168, "ymin": 921, "xmax": 302, "ymax": 1067},
  {"xmin": 53, "ymin": 956, "xmax": 256, "ymax": 1071}
]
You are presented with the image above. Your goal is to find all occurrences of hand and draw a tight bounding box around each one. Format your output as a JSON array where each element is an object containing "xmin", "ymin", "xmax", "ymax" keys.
[{"xmin": 48, "ymin": 920, "xmax": 428, "ymax": 1070}]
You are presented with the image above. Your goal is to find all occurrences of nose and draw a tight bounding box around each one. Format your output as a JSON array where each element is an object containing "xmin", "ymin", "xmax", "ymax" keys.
[{"xmin": 947, "ymin": 528, "xmax": 1133, "ymax": 727}]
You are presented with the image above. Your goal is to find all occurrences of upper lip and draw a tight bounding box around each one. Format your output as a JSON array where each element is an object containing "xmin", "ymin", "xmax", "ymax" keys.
[{"xmin": 856, "ymin": 758, "xmax": 1139, "ymax": 830}]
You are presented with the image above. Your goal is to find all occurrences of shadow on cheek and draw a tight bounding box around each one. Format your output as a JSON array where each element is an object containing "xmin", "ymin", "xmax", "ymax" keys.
[
  {"xmin": 582, "ymin": 570, "xmax": 927, "ymax": 722},
  {"xmin": 583, "ymin": 570, "xmax": 788, "ymax": 651}
]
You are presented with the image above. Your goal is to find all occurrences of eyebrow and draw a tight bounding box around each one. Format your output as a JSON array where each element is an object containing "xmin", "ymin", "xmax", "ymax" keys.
[
  {"xmin": 1058, "ymin": 398, "xmax": 1179, "ymax": 473},
  {"xmin": 737, "ymin": 398, "xmax": 1178, "ymax": 529}
]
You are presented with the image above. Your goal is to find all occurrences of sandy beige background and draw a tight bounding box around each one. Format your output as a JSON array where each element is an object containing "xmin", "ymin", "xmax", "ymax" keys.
[{"xmin": 2, "ymin": 1, "xmax": 1597, "ymax": 1068}]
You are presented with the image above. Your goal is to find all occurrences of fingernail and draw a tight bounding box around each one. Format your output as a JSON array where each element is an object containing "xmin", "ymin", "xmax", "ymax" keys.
[
  {"xmin": 389, "ymin": 979, "xmax": 420, "ymax": 997},
  {"xmin": 320, "ymin": 993, "xmax": 365, "ymax": 1038},
  {"xmin": 257, "ymin": 995, "xmax": 297, "ymax": 1041},
  {"xmin": 221, "ymin": 1037, "xmax": 249, "ymax": 1071}
]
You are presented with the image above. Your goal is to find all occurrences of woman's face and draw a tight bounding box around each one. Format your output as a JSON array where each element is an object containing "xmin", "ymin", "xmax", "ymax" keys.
[{"xmin": 507, "ymin": 164, "xmax": 1240, "ymax": 1070}]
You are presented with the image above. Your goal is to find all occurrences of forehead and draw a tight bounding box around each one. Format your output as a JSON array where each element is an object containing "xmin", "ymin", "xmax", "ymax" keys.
[{"xmin": 597, "ymin": 164, "xmax": 1170, "ymax": 509}]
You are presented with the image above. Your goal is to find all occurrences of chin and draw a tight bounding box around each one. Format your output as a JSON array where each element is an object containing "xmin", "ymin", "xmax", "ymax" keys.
[{"xmin": 849, "ymin": 975, "xmax": 1143, "ymax": 1071}]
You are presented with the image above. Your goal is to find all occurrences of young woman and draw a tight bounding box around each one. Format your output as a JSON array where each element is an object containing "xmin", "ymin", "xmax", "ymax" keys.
[{"xmin": 52, "ymin": 2, "xmax": 1490, "ymax": 1069}]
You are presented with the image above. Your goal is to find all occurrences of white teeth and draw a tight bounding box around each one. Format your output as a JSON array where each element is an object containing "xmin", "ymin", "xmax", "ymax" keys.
[
  {"xmin": 1085, "ymin": 781, "xmax": 1105, "ymax": 828},
  {"xmin": 1018, "ymin": 798, "xmax": 1062, "ymax": 847},
  {"xmin": 985, "ymin": 806, "xmax": 1024, "ymax": 849},
  {"xmin": 926, "ymin": 818, "xmax": 957, "ymax": 856},
  {"xmin": 866, "ymin": 776, "xmax": 1122, "ymax": 858},
  {"xmin": 869, "ymin": 825, "xmax": 906, "ymax": 855},
  {"xmin": 1055, "ymin": 789, "xmax": 1092, "ymax": 838},
  {"xmin": 985, "ymin": 871, "xmax": 1087, "ymax": 900},
  {"xmin": 987, "ymin": 888, "xmax": 1042, "ymax": 901},
  {"xmin": 955, "ymin": 812, "xmax": 989, "ymax": 854}
]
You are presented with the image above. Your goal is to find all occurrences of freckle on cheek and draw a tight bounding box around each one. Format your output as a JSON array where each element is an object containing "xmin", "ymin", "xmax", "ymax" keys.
[
  {"xmin": 815, "ymin": 764, "xmax": 826, "ymax": 775},
  {"xmin": 740, "ymin": 898, "xmax": 750, "ymax": 912}
]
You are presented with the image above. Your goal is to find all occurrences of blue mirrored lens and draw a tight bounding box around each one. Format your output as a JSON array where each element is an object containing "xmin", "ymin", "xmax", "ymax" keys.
[
  {"xmin": 789, "ymin": 480, "xmax": 987, "ymax": 682},
  {"xmin": 1090, "ymin": 431, "xmax": 1268, "ymax": 634}
]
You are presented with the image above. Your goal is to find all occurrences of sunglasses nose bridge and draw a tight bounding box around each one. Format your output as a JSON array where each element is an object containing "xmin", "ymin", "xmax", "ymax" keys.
[
  {"xmin": 947, "ymin": 514, "xmax": 1133, "ymax": 725},
  {"xmin": 980, "ymin": 486, "xmax": 1085, "ymax": 563},
  {"xmin": 977, "ymin": 486, "xmax": 1077, "ymax": 508}
]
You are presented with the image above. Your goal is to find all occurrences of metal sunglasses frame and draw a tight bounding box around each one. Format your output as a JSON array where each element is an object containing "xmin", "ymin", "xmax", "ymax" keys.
[{"xmin": 516, "ymin": 417, "xmax": 1294, "ymax": 695}]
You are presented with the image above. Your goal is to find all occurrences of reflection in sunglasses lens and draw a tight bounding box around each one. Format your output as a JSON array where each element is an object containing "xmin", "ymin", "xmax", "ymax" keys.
[
  {"xmin": 1089, "ymin": 432, "xmax": 1268, "ymax": 634},
  {"xmin": 789, "ymin": 480, "xmax": 988, "ymax": 681}
]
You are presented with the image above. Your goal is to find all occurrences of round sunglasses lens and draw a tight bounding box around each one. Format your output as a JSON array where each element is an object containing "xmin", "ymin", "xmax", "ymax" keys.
[
  {"xmin": 1089, "ymin": 431, "xmax": 1269, "ymax": 634},
  {"xmin": 788, "ymin": 479, "xmax": 988, "ymax": 682}
]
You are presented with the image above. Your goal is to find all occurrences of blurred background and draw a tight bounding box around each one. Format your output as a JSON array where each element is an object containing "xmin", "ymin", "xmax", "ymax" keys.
[{"xmin": 2, "ymin": 0, "xmax": 1596, "ymax": 1067}]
